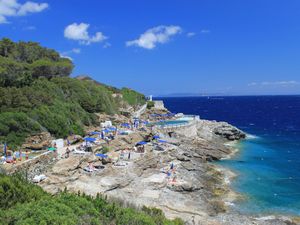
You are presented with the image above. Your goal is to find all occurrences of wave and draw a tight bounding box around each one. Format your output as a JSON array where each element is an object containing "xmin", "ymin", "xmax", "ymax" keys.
[{"xmin": 246, "ymin": 133, "xmax": 260, "ymax": 139}]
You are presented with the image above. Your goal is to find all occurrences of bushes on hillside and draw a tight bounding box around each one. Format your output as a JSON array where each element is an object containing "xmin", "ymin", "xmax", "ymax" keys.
[
  {"xmin": 0, "ymin": 38, "xmax": 145, "ymax": 147},
  {"xmin": 0, "ymin": 77, "xmax": 119, "ymax": 147},
  {"xmin": 147, "ymin": 101, "xmax": 155, "ymax": 109},
  {"xmin": 121, "ymin": 88, "xmax": 146, "ymax": 107},
  {"xmin": 0, "ymin": 175, "xmax": 184, "ymax": 225}
]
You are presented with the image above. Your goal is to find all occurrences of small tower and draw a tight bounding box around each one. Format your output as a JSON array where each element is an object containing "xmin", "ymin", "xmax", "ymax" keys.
[{"xmin": 149, "ymin": 95, "xmax": 153, "ymax": 101}]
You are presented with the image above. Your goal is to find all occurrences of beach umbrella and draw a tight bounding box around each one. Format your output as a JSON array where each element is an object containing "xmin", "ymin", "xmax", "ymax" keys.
[
  {"xmin": 158, "ymin": 139, "xmax": 167, "ymax": 143},
  {"xmin": 153, "ymin": 135, "xmax": 160, "ymax": 139},
  {"xmin": 121, "ymin": 123, "xmax": 130, "ymax": 128},
  {"xmin": 95, "ymin": 153, "xmax": 108, "ymax": 158},
  {"xmin": 84, "ymin": 137, "xmax": 96, "ymax": 142},
  {"xmin": 90, "ymin": 132, "xmax": 101, "ymax": 135},
  {"xmin": 48, "ymin": 147, "xmax": 57, "ymax": 151},
  {"xmin": 136, "ymin": 141, "xmax": 147, "ymax": 146}
]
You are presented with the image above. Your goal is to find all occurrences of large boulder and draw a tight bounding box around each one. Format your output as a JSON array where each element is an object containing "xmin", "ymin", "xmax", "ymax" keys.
[{"xmin": 22, "ymin": 132, "xmax": 52, "ymax": 150}]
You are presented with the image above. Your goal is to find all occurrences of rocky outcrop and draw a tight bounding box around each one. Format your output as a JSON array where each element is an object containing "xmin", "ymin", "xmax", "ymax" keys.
[
  {"xmin": 32, "ymin": 113, "xmax": 296, "ymax": 225},
  {"xmin": 22, "ymin": 132, "xmax": 52, "ymax": 150},
  {"xmin": 213, "ymin": 122, "xmax": 246, "ymax": 141},
  {"xmin": 197, "ymin": 120, "xmax": 246, "ymax": 141}
]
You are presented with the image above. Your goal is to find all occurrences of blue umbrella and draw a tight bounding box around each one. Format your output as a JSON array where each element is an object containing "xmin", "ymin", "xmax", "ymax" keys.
[
  {"xmin": 158, "ymin": 139, "xmax": 167, "ymax": 143},
  {"xmin": 153, "ymin": 135, "xmax": 160, "ymax": 139},
  {"xmin": 136, "ymin": 141, "xmax": 147, "ymax": 145},
  {"xmin": 84, "ymin": 137, "xmax": 96, "ymax": 142},
  {"xmin": 121, "ymin": 123, "xmax": 131, "ymax": 128},
  {"xmin": 95, "ymin": 153, "xmax": 108, "ymax": 158},
  {"xmin": 90, "ymin": 132, "xmax": 101, "ymax": 135},
  {"xmin": 108, "ymin": 127, "xmax": 117, "ymax": 131}
]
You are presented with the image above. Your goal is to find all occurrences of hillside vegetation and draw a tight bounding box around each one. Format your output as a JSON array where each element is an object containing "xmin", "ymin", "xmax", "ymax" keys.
[
  {"xmin": 0, "ymin": 38, "xmax": 145, "ymax": 147},
  {"xmin": 0, "ymin": 174, "xmax": 183, "ymax": 225}
]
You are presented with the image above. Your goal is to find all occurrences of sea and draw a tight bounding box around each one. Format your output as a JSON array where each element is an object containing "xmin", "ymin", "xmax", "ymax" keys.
[{"xmin": 156, "ymin": 96, "xmax": 300, "ymax": 216}]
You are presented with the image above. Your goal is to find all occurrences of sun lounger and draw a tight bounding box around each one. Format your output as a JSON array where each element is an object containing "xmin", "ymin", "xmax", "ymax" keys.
[
  {"xmin": 73, "ymin": 150, "xmax": 87, "ymax": 155},
  {"xmin": 33, "ymin": 174, "xmax": 47, "ymax": 183},
  {"xmin": 83, "ymin": 167, "xmax": 99, "ymax": 173},
  {"xmin": 114, "ymin": 161, "xmax": 128, "ymax": 167}
]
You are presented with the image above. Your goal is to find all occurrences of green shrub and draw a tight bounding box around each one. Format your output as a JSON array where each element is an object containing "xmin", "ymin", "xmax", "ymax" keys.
[
  {"xmin": 147, "ymin": 101, "xmax": 155, "ymax": 109},
  {"xmin": 0, "ymin": 175, "xmax": 184, "ymax": 225},
  {"xmin": 121, "ymin": 88, "xmax": 146, "ymax": 106},
  {"xmin": 100, "ymin": 146, "xmax": 110, "ymax": 154},
  {"xmin": 0, "ymin": 38, "xmax": 145, "ymax": 147}
]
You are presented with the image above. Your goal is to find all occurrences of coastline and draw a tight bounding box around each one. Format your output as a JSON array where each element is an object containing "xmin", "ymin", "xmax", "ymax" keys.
[
  {"xmin": 214, "ymin": 134, "xmax": 300, "ymax": 225},
  {"xmin": 8, "ymin": 104, "xmax": 299, "ymax": 225}
]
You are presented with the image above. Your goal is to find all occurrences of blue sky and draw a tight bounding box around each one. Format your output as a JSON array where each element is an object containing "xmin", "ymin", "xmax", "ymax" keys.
[{"xmin": 1, "ymin": 0, "xmax": 300, "ymax": 96}]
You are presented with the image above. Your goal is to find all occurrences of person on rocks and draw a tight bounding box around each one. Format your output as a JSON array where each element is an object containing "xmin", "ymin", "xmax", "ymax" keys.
[
  {"xmin": 88, "ymin": 163, "xmax": 95, "ymax": 171},
  {"xmin": 128, "ymin": 151, "xmax": 131, "ymax": 160},
  {"xmin": 105, "ymin": 136, "xmax": 110, "ymax": 145},
  {"xmin": 12, "ymin": 153, "xmax": 17, "ymax": 164},
  {"xmin": 170, "ymin": 162, "xmax": 174, "ymax": 170},
  {"xmin": 54, "ymin": 149, "xmax": 58, "ymax": 158},
  {"xmin": 120, "ymin": 150, "xmax": 124, "ymax": 160},
  {"xmin": 65, "ymin": 148, "xmax": 70, "ymax": 158},
  {"xmin": 19, "ymin": 150, "xmax": 22, "ymax": 161},
  {"xmin": 25, "ymin": 150, "xmax": 29, "ymax": 160},
  {"xmin": 172, "ymin": 172, "xmax": 177, "ymax": 183}
]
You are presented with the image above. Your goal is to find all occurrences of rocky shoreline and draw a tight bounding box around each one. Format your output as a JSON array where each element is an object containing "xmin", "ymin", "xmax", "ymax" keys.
[{"xmin": 7, "ymin": 107, "xmax": 300, "ymax": 225}]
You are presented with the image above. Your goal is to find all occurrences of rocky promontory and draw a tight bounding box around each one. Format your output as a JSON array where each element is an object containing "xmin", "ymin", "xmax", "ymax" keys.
[{"xmin": 15, "ymin": 109, "xmax": 299, "ymax": 225}]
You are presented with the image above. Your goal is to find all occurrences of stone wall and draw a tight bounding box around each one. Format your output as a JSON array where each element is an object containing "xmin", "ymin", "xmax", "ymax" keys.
[
  {"xmin": 157, "ymin": 120, "xmax": 199, "ymax": 138},
  {"xmin": 174, "ymin": 121, "xmax": 198, "ymax": 137}
]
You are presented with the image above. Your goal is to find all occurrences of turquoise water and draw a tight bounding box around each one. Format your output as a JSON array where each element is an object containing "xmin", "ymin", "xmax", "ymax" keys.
[
  {"xmin": 157, "ymin": 96, "xmax": 300, "ymax": 216},
  {"xmin": 152, "ymin": 120, "xmax": 188, "ymax": 127},
  {"xmin": 219, "ymin": 137, "xmax": 300, "ymax": 216}
]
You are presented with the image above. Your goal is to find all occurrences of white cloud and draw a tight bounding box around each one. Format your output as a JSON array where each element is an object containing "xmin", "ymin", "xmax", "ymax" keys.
[
  {"xmin": 23, "ymin": 25, "xmax": 36, "ymax": 30},
  {"xmin": 248, "ymin": 81, "xmax": 300, "ymax": 87},
  {"xmin": 187, "ymin": 32, "xmax": 196, "ymax": 37},
  {"xmin": 0, "ymin": 0, "xmax": 48, "ymax": 24},
  {"xmin": 17, "ymin": 1, "xmax": 48, "ymax": 16},
  {"xmin": 126, "ymin": 25, "xmax": 182, "ymax": 49},
  {"xmin": 201, "ymin": 29, "xmax": 211, "ymax": 34},
  {"xmin": 71, "ymin": 48, "xmax": 81, "ymax": 54},
  {"xmin": 64, "ymin": 23, "xmax": 108, "ymax": 45}
]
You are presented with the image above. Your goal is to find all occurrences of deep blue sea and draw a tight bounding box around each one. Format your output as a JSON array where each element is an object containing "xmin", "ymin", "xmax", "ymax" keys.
[{"xmin": 156, "ymin": 96, "xmax": 300, "ymax": 216}]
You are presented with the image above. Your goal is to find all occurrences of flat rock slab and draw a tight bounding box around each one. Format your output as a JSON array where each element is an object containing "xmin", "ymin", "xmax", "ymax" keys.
[{"xmin": 142, "ymin": 173, "xmax": 166, "ymax": 184}]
